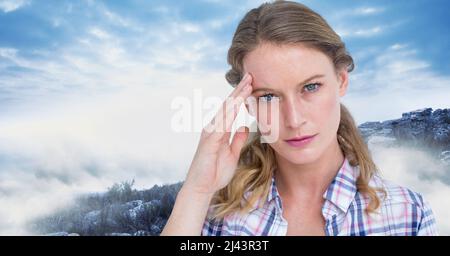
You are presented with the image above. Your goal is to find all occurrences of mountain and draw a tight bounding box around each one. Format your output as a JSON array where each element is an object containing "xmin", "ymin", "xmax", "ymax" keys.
[{"xmin": 32, "ymin": 107, "xmax": 450, "ymax": 235}]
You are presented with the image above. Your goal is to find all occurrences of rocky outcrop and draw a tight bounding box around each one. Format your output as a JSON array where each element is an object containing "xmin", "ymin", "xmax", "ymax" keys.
[{"xmin": 358, "ymin": 108, "xmax": 450, "ymax": 164}]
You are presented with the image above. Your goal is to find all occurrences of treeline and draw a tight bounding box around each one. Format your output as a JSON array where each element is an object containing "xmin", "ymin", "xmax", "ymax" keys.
[{"xmin": 31, "ymin": 180, "xmax": 183, "ymax": 236}]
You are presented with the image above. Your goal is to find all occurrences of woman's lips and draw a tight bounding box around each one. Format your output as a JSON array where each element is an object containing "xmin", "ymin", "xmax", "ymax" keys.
[{"xmin": 285, "ymin": 134, "xmax": 317, "ymax": 147}]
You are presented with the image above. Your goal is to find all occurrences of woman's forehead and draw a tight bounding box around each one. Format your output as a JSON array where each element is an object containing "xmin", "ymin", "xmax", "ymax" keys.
[{"xmin": 243, "ymin": 44, "xmax": 333, "ymax": 89}]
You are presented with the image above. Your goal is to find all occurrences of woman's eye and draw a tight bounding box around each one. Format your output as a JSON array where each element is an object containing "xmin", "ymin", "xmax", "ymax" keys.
[
  {"xmin": 258, "ymin": 93, "xmax": 277, "ymax": 102},
  {"xmin": 303, "ymin": 83, "xmax": 321, "ymax": 93}
]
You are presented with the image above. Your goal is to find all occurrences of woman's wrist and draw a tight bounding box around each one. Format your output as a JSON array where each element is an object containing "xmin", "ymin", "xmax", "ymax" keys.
[
  {"xmin": 160, "ymin": 183, "xmax": 215, "ymax": 235},
  {"xmin": 179, "ymin": 183, "xmax": 215, "ymax": 203}
]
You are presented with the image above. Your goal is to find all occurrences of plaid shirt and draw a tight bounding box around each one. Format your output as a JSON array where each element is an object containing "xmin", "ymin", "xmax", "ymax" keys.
[{"xmin": 202, "ymin": 157, "xmax": 439, "ymax": 236}]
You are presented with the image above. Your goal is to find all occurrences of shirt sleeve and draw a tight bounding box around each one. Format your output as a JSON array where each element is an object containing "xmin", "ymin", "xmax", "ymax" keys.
[{"xmin": 417, "ymin": 198, "xmax": 439, "ymax": 236}]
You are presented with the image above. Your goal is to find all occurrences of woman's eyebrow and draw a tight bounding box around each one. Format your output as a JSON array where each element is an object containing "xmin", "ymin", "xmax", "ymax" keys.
[
  {"xmin": 299, "ymin": 74, "xmax": 325, "ymax": 85},
  {"xmin": 252, "ymin": 74, "xmax": 325, "ymax": 93}
]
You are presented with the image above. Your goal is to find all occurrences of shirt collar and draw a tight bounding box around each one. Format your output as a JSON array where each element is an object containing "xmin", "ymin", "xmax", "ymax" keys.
[
  {"xmin": 321, "ymin": 157, "xmax": 359, "ymax": 213},
  {"xmin": 264, "ymin": 156, "xmax": 359, "ymax": 213},
  {"xmin": 266, "ymin": 173, "xmax": 281, "ymax": 207}
]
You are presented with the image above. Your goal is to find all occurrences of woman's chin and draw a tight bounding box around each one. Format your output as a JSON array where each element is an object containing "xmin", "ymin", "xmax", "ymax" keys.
[{"xmin": 275, "ymin": 147, "xmax": 319, "ymax": 165}]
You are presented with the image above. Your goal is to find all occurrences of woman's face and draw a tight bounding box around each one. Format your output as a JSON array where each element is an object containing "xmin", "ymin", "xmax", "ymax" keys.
[{"xmin": 242, "ymin": 43, "xmax": 349, "ymax": 164}]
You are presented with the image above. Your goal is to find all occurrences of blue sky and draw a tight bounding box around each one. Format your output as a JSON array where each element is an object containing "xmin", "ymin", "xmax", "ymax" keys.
[
  {"xmin": 0, "ymin": 0, "xmax": 449, "ymax": 234},
  {"xmin": 1, "ymin": 0, "xmax": 450, "ymax": 114}
]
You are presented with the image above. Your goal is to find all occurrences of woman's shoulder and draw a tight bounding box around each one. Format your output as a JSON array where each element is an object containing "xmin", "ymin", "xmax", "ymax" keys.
[
  {"xmin": 369, "ymin": 173, "xmax": 427, "ymax": 208},
  {"xmin": 367, "ymin": 174, "xmax": 439, "ymax": 235}
]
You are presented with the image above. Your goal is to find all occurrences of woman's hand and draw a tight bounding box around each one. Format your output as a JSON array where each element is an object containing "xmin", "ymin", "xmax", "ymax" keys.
[
  {"xmin": 161, "ymin": 73, "xmax": 253, "ymax": 236},
  {"xmin": 182, "ymin": 73, "xmax": 253, "ymax": 196}
]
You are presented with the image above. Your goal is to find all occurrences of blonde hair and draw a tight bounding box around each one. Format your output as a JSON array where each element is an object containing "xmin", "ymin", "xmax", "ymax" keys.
[{"xmin": 210, "ymin": 0, "xmax": 385, "ymax": 220}]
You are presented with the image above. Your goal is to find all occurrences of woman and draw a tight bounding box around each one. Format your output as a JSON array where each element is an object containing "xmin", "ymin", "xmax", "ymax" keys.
[{"xmin": 161, "ymin": 0, "xmax": 438, "ymax": 236}]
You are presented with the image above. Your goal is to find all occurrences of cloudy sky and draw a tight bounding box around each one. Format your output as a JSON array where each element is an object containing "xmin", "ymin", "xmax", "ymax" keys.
[{"xmin": 0, "ymin": 0, "xmax": 449, "ymax": 235}]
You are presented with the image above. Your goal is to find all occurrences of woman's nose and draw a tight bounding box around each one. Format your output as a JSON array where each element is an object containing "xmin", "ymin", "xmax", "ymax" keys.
[{"xmin": 284, "ymin": 99, "xmax": 305, "ymax": 128}]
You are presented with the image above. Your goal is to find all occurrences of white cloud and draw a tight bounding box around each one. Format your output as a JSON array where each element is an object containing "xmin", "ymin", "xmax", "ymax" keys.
[
  {"xmin": 327, "ymin": 6, "xmax": 408, "ymax": 39},
  {"xmin": 89, "ymin": 27, "xmax": 111, "ymax": 40},
  {"xmin": 103, "ymin": 9, "xmax": 130, "ymax": 28},
  {"xmin": 330, "ymin": 5, "xmax": 384, "ymax": 19},
  {"xmin": 390, "ymin": 43, "xmax": 408, "ymax": 50},
  {"xmin": 0, "ymin": 47, "xmax": 18, "ymax": 59},
  {"xmin": 353, "ymin": 7, "xmax": 384, "ymax": 15},
  {"xmin": 179, "ymin": 22, "xmax": 201, "ymax": 33},
  {"xmin": 336, "ymin": 26, "xmax": 383, "ymax": 38},
  {"xmin": 0, "ymin": 0, "xmax": 29, "ymax": 13}
]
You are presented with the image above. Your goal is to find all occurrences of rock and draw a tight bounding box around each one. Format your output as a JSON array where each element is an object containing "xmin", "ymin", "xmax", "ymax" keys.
[
  {"xmin": 126, "ymin": 200, "xmax": 144, "ymax": 221},
  {"xmin": 45, "ymin": 232, "xmax": 69, "ymax": 236},
  {"xmin": 149, "ymin": 224, "xmax": 162, "ymax": 235},
  {"xmin": 367, "ymin": 135, "xmax": 397, "ymax": 148},
  {"xmin": 441, "ymin": 151, "xmax": 450, "ymax": 165},
  {"xmin": 433, "ymin": 126, "xmax": 450, "ymax": 144},
  {"xmin": 81, "ymin": 210, "xmax": 101, "ymax": 233},
  {"xmin": 401, "ymin": 107, "xmax": 432, "ymax": 121},
  {"xmin": 107, "ymin": 233, "xmax": 132, "ymax": 236},
  {"xmin": 359, "ymin": 108, "xmax": 450, "ymax": 154},
  {"xmin": 133, "ymin": 230, "xmax": 151, "ymax": 236},
  {"xmin": 125, "ymin": 200, "xmax": 143, "ymax": 209}
]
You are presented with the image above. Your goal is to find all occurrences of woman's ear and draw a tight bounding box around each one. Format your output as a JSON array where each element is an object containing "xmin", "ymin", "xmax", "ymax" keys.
[{"xmin": 338, "ymin": 69, "xmax": 349, "ymax": 97}]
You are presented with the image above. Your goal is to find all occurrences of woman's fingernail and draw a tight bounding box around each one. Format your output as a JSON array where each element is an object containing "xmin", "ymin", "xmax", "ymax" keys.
[{"xmin": 242, "ymin": 73, "xmax": 249, "ymax": 80}]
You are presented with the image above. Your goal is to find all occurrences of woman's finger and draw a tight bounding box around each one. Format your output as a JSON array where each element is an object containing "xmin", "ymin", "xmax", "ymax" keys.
[
  {"xmin": 221, "ymin": 83, "xmax": 253, "ymax": 143},
  {"xmin": 229, "ymin": 72, "xmax": 251, "ymax": 98},
  {"xmin": 212, "ymin": 82, "xmax": 252, "ymax": 139},
  {"xmin": 222, "ymin": 83, "xmax": 252, "ymax": 134},
  {"xmin": 204, "ymin": 74, "xmax": 252, "ymax": 136},
  {"xmin": 230, "ymin": 126, "xmax": 249, "ymax": 158}
]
